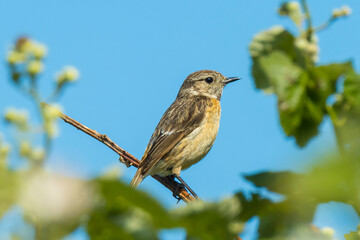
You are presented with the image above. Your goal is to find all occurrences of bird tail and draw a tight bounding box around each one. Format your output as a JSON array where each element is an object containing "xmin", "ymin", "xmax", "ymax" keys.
[{"xmin": 130, "ymin": 169, "xmax": 145, "ymax": 188}]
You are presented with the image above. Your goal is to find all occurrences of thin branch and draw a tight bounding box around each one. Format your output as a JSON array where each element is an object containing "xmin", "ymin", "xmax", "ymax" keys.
[
  {"xmin": 300, "ymin": 0, "xmax": 313, "ymax": 40},
  {"xmin": 314, "ymin": 17, "xmax": 337, "ymax": 33},
  {"xmin": 41, "ymin": 102, "xmax": 195, "ymax": 203}
]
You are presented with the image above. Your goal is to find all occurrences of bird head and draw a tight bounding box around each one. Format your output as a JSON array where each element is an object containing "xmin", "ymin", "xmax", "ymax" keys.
[{"xmin": 177, "ymin": 70, "xmax": 240, "ymax": 100}]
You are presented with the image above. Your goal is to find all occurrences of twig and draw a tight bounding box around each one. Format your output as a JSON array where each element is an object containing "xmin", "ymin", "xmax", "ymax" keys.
[
  {"xmin": 300, "ymin": 0, "xmax": 313, "ymax": 40},
  {"xmin": 314, "ymin": 17, "xmax": 337, "ymax": 32},
  {"xmin": 41, "ymin": 102, "xmax": 195, "ymax": 203}
]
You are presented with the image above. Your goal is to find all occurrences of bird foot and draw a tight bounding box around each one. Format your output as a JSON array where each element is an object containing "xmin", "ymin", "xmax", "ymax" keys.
[
  {"xmin": 172, "ymin": 175, "xmax": 199, "ymax": 200},
  {"xmin": 172, "ymin": 181, "xmax": 186, "ymax": 204}
]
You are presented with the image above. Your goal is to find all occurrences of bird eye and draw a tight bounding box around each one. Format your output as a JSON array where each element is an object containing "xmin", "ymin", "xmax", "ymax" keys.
[{"xmin": 205, "ymin": 77, "xmax": 214, "ymax": 84}]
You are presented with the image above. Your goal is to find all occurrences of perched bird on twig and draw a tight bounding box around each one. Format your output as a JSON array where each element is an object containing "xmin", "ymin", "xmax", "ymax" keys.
[{"xmin": 130, "ymin": 70, "xmax": 240, "ymax": 198}]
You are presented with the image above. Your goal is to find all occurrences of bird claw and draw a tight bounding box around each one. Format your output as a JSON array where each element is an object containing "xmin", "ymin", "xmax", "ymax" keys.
[{"xmin": 172, "ymin": 182, "xmax": 186, "ymax": 204}]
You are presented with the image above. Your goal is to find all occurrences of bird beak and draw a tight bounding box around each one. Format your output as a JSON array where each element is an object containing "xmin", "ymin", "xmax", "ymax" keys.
[{"xmin": 222, "ymin": 77, "xmax": 241, "ymax": 85}]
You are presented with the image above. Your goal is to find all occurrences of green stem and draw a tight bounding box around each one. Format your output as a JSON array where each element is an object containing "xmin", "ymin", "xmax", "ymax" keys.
[
  {"xmin": 27, "ymin": 76, "xmax": 52, "ymax": 165},
  {"xmin": 314, "ymin": 17, "xmax": 337, "ymax": 32},
  {"xmin": 326, "ymin": 105, "xmax": 346, "ymax": 156},
  {"xmin": 300, "ymin": 0, "xmax": 313, "ymax": 40},
  {"xmin": 33, "ymin": 216, "xmax": 44, "ymax": 240},
  {"xmin": 46, "ymin": 85, "xmax": 63, "ymax": 103},
  {"xmin": 332, "ymin": 122, "xmax": 346, "ymax": 156}
]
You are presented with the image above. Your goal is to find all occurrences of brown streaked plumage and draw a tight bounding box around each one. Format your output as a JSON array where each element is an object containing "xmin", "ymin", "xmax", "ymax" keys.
[{"xmin": 130, "ymin": 70, "xmax": 239, "ymax": 189}]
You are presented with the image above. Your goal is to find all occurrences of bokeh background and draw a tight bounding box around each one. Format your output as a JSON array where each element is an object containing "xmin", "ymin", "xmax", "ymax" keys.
[{"xmin": 0, "ymin": 1, "xmax": 359, "ymax": 239}]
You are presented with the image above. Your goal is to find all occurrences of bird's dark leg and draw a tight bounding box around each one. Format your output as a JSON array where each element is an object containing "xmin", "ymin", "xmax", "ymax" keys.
[
  {"xmin": 166, "ymin": 175, "xmax": 185, "ymax": 203},
  {"xmin": 174, "ymin": 175, "xmax": 199, "ymax": 199}
]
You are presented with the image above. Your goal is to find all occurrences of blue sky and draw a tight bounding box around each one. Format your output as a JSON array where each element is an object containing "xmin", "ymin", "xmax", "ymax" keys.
[{"xmin": 1, "ymin": 0, "xmax": 360, "ymax": 239}]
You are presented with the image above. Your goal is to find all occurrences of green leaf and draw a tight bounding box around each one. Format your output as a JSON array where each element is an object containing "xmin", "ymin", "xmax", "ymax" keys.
[
  {"xmin": 250, "ymin": 27, "xmax": 297, "ymax": 90},
  {"xmin": 289, "ymin": 62, "xmax": 352, "ymax": 146},
  {"xmin": 98, "ymin": 179, "xmax": 172, "ymax": 227},
  {"xmin": 278, "ymin": 2, "xmax": 303, "ymax": 27},
  {"xmin": 0, "ymin": 166, "xmax": 17, "ymax": 218},
  {"xmin": 308, "ymin": 62, "xmax": 353, "ymax": 106},
  {"xmin": 345, "ymin": 231, "xmax": 360, "ymax": 240},
  {"xmin": 88, "ymin": 207, "xmax": 156, "ymax": 240},
  {"xmin": 236, "ymin": 192, "xmax": 317, "ymax": 238},
  {"xmin": 343, "ymin": 69, "xmax": 360, "ymax": 106},
  {"xmin": 310, "ymin": 62, "xmax": 352, "ymax": 84},
  {"xmin": 244, "ymin": 171, "xmax": 303, "ymax": 195},
  {"xmin": 87, "ymin": 179, "xmax": 244, "ymax": 240},
  {"xmin": 249, "ymin": 27, "xmax": 296, "ymax": 59},
  {"xmin": 172, "ymin": 197, "xmax": 243, "ymax": 240},
  {"xmin": 250, "ymin": 25, "xmax": 353, "ymax": 147},
  {"xmin": 240, "ymin": 155, "xmax": 360, "ymax": 238},
  {"xmin": 245, "ymin": 157, "xmax": 360, "ymax": 210},
  {"xmin": 301, "ymin": 158, "xmax": 360, "ymax": 213},
  {"xmin": 257, "ymin": 51, "xmax": 319, "ymax": 146},
  {"xmin": 35, "ymin": 221, "xmax": 85, "ymax": 240},
  {"xmin": 256, "ymin": 58, "xmax": 352, "ymax": 147},
  {"xmin": 333, "ymin": 69, "xmax": 360, "ymax": 154},
  {"xmin": 288, "ymin": 95, "xmax": 324, "ymax": 147},
  {"xmin": 236, "ymin": 192, "xmax": 273, "ymax": 222},
  {"xmin": 258, "ymin": 51, "xmax": 304, "ymax": 99},
  {"xmin": 251, "ymin": 60, "xmax": 273, "ymax": 90},
  {"xmin": 87, "ymin": 179, "xmax": 172, "ymax": 240}
]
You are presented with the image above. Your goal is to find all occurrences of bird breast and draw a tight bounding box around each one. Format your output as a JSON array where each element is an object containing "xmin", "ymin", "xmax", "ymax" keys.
[{"xmin": 172, "ymin": 98, "xmax": 221, "ymax": 170}]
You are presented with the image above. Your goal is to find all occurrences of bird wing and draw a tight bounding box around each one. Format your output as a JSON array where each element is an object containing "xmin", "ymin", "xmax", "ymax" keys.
[{"xmin": 139, "ymin": 96, "xmax": 208, "ymax": 175}]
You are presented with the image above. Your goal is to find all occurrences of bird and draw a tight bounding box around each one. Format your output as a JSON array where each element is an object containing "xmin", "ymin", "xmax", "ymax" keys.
[{"xmin": 130, "ymin": 70, "xmax": 240, "ymax": 197}]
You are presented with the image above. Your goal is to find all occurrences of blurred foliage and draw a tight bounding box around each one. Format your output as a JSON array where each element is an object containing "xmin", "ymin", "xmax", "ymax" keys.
[
  {"xmin": 237, "ymin": 155, "xmax": 360, "ymax": 239},
  {"xmin": 250, "ymin": 1, "xmax": 354, "ymax": 147},
  {"xmin": 1, "ymin": 1, "xmax": 359, "ymax": 240},
  {"xmin": 87, "ymin": 179, "xmax": 242, "ymax": 240},
  {"xmin": 332, "ymin": 69, "xmax": 360, "ymax": 156},
  {"xmin": 2, "ymin": 36, "xmax": 86, "ymax": 240},
  {"xmin": 243, "ymin": 1, "xmax": 360, "ymax": 239},
  {"xmin": 0, "ymin": 163, "xmax": 17, "ymax": 219},
  {"xmin": 345, "ymin": 229, "xmax": 360, "ymax": 240}
]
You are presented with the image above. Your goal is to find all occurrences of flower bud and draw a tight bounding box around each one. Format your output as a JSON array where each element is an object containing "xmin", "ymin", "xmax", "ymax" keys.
[
  {"xmin": 295, "ymin": 36, "xmax": 319, "ymax": 62},
  {"xmin": 27, "ymin": 60, "xmax": 44, "ymax": 76},
  {"xmin": 4, "ymin": 108, "xmax": 28, "ymax": 130},
  {"xmin": 0, "ymin": 143, "xmax": 11, "ymax": 162},
  {"xmin": 44, "ymin": 104, "xmax": 62, "ymax": 122},
  {"xmin": 278, "ymin": 2, "xmax": 302, "ymax": 27},
  {"xmin": 7, "ymin": 50, "xmax": 25, "ymax": 65},
  {"xmin": 332, "ymin": 5, "xmax": 352, "ymax": 18},
  {"xmin": 56, "ymin": 66, "xmax": 80, "ymax": 86},
  {"xmin": 321, "ymin": 226, "xmax": 335, "ymax": 237},
  {"xmin": 20, "ymin": 141, "xmax": 32, "ymax": 158},
  {"xmin": 31, "ymin": 43, "xmax": 47, "ymax": 59},
  {"xmin": 15, "ymin": 37, "xmax": 32, "ymax": 53},
  {"xmin": 43, "ymin": 104, "xmax": 62, "ymax": 138},
  {"xmin": 278, "ymin": 2, "xmax": 300, "ymax": 16},
  {"xmin": 31, "ymin": 148, "xmax": 45, "ymax": 162}
]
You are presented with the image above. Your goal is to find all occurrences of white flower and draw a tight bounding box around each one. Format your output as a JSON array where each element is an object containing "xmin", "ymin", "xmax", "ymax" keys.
[
  {"xmin": 332, "ymin": 5, "xmax": 352, "ymax": 18},
  {"xmin": 7, "ymin": 50, "xmax": 25, "ymax": 64},
  {"xmin": 18, "ymin": 171, "xmax": 94, "ymax": 223},
  {"xmin": 321, "ymin": 226, "xmax": 335, "ymax": 237},
  {"xmin": 27, "ymin": 60, "xmax": 44, "ymax": 75},
  {"xmin": 56, "ymin": 66, "xmax": 80, "ymax": 85},
  {"xmin": 31, "ymin": 43, "xmax": 47, "ymax": 59}
]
